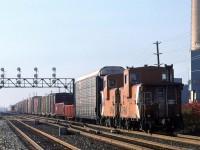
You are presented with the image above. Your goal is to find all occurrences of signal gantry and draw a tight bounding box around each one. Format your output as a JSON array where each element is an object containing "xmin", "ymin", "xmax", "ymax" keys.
[{"xmin": 0, "ymin": 67, "xmax": 74, "ymax": 93}]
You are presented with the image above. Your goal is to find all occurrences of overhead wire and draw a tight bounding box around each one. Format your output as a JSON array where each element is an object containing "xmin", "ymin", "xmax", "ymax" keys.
[
  {"xmin": 162, "ymin": 45, "xmax": 190, "ymax": 54},
  {"xmin": 133, "ymin": 46, "xmax": 156, "ymax": 66},
  {"xmin": 128, "ymin": 28, "xmax": 191, "ymax": 67},
  {"xmin": 128, "ymin": 43, "xmax": 153, "ymax": 65},
  {"xmin": 162, "ymin": 31, "xmax": 190, "ymax": 43}
]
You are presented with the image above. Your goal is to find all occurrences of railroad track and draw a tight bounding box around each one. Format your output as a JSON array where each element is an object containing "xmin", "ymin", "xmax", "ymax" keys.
[
  {"xmin": 4, "ymin": 117, "xmax": 79, "ymax": 150},
  {"xmin": 85, "ymin": 123, "xmax": 200, "ymax": 150},
  {"xmin": 15, "ymin": 114, "xmax": 200, "ymax": 150},
  {"xmin": 20, "ymin": 118, "xmax": 150, "ymax": 150},
  {"xmin": 10, "ymin": 116, "xmax": 126, "ymax": 150},
  {"xmin": 16, "ymin": 115, "xmax": 186, "ymax": 150}
]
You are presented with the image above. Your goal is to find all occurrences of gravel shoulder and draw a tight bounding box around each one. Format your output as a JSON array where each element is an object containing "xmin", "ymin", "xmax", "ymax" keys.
[{"xmin": 0, "ymin": 119, "xmax": 28, "ymax": 150}]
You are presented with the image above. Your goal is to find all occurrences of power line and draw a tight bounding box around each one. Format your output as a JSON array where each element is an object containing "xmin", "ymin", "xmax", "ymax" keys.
[
  {"xmin": 162, "ymin": 45, "xmax": 190, "ymax": 53},
  {"xmin": 128, "ymin": 44, "xmax": 153, "ymax": 65},
  {"xmin": 162, "ymin": 32, "xmax": 190, "ymax": 43}
]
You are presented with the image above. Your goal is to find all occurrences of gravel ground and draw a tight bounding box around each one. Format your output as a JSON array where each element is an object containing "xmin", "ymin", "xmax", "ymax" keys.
[
  {"xmin": 0, "ymin": 119, "xmax": 28, "ymax": 150},
  {"xmin": 88, "ymin": 124, "xmax": 200, "ymax": 150},
  {"xmin": 23, "ymin": 120, "xmax": 123, "ymax": 150}
]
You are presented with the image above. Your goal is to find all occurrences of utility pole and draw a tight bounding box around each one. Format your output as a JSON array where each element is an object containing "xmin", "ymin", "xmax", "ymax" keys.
[{"xmin": 153, "ymin": 41, "xmax": 162, "ymax": 67}]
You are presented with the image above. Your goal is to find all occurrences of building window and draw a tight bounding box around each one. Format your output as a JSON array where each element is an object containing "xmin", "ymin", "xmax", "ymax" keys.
[
  {"xmin": 143, "ymin": 92, "xmax": 152, "ymax": 104},
  {"xmin": 124, "ymin": 74, "xmax": 128, "ymax": 84},
  {"xmin": 130, "ymin": 73, "xmax": 139, "ymax": 83},
  {"xmin": 108, "ymin": 79, "xmax": 117, "ymax": 87}
]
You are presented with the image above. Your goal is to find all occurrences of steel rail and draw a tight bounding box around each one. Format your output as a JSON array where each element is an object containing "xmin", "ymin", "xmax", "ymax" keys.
[
  {"xmin": 70, "ymin": 124, "xmax": 185, "ymax": 150},
  {"xmin": 36, "ymin": 119, "xmax": 152, "ymax": 150},
  {"xmin": 6, "ymin": 119, "xmax": 43, "ymax": 150},
  {"xmin": 16, "ymin": 115, "xmax": 190, "ymax": 150},
  {"xmin": 15, "ymin": 119, "xmax": 80, "ymax": 150},
  {"xmin": 176, "ymin": 134, "xmax": 200, "ymax": 141},
  {"xmin": 86, "ymin": 123, "xmax": 200, "ymax": 147}
]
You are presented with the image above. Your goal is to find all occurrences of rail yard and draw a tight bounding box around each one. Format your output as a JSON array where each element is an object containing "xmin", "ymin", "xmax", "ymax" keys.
[
  {"xmin": 0, "ymin": 114, "xmax": 200, "ymax": 150},
  {"xmin": 0, "ymin": 0, "xmax": 200, "ymax": 150},
  {"xmin": 1, "ymin": 65, "xmax": 196, "ymax": 149}
]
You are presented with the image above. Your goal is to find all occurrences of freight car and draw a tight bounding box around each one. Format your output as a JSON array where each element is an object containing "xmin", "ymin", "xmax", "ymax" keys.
[
  {"xmin": 55, "ymin": 103, "xmax": 74, "ymax": 119},
  {"xmin": 75, "ymin": 66, "xmax": 125, "ymax": 123},
  {"xmin": 12, "ymin": 65, "xmax": 183, "ymax": 133},
  {"xmin": 101, "ymin": 65, "xmax": 183, "ymax": 132},
  {"xmin": 33, "ymin": 96, "xmax": 42, "ymax": 115}
]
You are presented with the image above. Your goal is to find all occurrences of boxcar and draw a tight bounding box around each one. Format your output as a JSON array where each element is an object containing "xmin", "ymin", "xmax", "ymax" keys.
[
  {"xmin": 55, "ymin": 103, "xmax": 64, "ymax": 117},
  {"xmin": 33, "ymin": 96, "xmax": 42, "ymax": 115},
  {"xmin": 55, "ymin": 103, "xmax": 74, "ymax": 119},
  {"xmin": 45, "ymin": 94, "xmax": 51, "ymax": 116},
  {"xmin": 64, "ymin": 105, "xmax": 74, "ymax": 119},
  {"xmin": 41, "ymin": 96, "xmax": 46, "ymax": 116},
  {"xmin": 75, "ymin": 66, "xmax": 124, "ymax": 123},
  {"xmin": 22, "ymin": 99, "xmax": 28, "ymax": 114},
  {"xmin": 51, "ymin": 93, "xmax": 74, "ymax": 116}
]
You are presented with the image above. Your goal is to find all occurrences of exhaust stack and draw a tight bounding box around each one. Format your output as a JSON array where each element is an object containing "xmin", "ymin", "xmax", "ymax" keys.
[{"xmin": 192, "ymin": 0, "xmax": 200, "ymax": 51}]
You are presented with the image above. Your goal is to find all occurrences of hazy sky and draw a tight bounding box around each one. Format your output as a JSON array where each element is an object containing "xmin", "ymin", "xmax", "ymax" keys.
[{"xmin": 0, "ymin": 0, "xmax": 191, "ymax": 107}]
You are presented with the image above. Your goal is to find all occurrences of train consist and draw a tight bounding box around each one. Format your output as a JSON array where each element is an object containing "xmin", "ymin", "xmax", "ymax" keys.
[
  {"xmin": 12, "ymin": 65, "xmax": 183, "ymax": 132},
  {"xmin": 13, "ymin": 93, "xmax": 75, "ymax": 119}
]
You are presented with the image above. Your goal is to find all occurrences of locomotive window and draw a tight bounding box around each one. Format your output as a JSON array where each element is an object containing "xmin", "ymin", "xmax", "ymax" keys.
[
  {"xmin": 109, "ymin": 79, "xmax": 117, "ymax": 87},
  {"xmin": 143, "ymin": 92, "xmax": 152, "ymax": 104},
  {"xmin": 103, "ymin": 80, "xmax": 107, "ymax": 88},
  {"xmin": 156, "ymin": 87, "xmax": 164, "ymax": 98},
  {"xmin": 124, "ymin": 74, "xmax": 128, "ymax": 84},
  {"xmin": 162, "ymin": 73, "xmax": 167, "ymax": 81},
  {"xmin": 130, "ymin": 73, "xmax": 139, "ymax": 83}
]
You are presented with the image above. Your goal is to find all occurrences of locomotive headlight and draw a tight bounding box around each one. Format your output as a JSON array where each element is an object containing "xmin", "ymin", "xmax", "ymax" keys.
[{"xmin": 177, "ymin": 114, "xmax": 180, "ymax": 116}]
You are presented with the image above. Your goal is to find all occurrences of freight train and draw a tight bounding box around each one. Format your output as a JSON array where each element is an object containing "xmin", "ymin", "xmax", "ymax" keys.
[{"xmin": 12, "ymin": 65, "xmax": 183, "ymax": 132}]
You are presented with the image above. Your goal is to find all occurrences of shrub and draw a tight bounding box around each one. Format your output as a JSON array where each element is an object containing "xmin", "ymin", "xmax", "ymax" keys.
[{"xmin": 182, "ymin": 101, "xmax": 200, "ymax": 135}]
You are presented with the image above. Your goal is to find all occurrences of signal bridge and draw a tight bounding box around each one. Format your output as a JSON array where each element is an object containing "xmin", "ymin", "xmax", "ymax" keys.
[{"xmin": 0, "ymin": 67, "xmax": 74, "ymax": 93}]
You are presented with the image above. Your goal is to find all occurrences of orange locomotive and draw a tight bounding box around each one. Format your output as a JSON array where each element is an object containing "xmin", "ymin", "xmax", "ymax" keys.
[{"xmin": 101, "ymin": 65, "xmax": 183, "ymax": 132}]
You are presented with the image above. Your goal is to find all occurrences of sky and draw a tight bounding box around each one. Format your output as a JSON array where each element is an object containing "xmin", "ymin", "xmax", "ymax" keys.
[{"xmin": 0, "ymin": 0, "xmax": 191, "ymax": 107}]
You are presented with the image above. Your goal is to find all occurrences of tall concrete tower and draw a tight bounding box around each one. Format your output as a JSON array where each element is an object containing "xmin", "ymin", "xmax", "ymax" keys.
[{"xmin": 191, "ymin": 0, "xmax": 200, "ymax": 101}]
